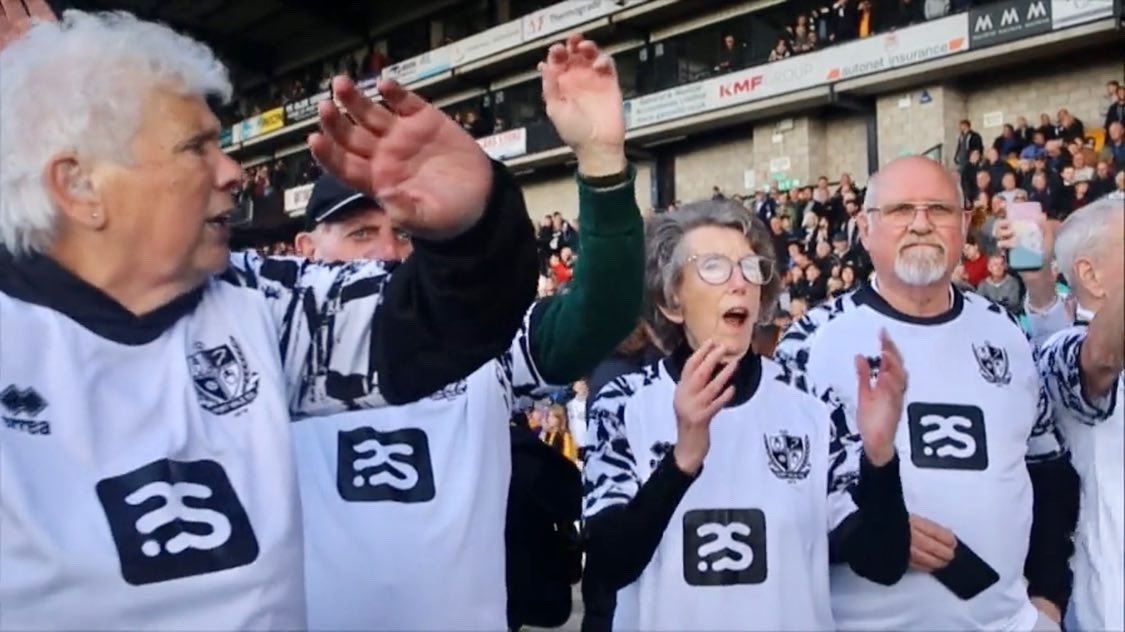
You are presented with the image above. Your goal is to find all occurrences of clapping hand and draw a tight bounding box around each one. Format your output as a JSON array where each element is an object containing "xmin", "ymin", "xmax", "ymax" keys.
[
  {"xmin": 539, "ymin": 33, "xmax": 626, "ymax": 177},
  {"xmin": 0, "ymin": 0, "xmax": 56, "ymax": 50},
  {"xmin": 853, "ymin": 329, "xmax": 907, "ymax": 467},
  {"xmin": 308, "ymin": 76, "xmax": 493, "ymax": 241},
  {"xmin": 672, "ymin": 340, "xmax": 738, "ymax": 475}
]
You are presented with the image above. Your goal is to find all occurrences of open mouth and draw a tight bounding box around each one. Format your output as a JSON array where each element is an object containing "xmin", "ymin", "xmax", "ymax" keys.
[{"xmin": 722, "ymin": 307, "xmax": 750, "ymax": 327}]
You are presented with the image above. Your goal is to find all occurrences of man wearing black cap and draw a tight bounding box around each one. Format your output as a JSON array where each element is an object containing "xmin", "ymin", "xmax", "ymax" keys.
[
  {"xmin": 295, "ymin": 174, "xmax": 412, "ymax": 262},
  {"xmin": 292, "ymin": 34, "xmax": 645, "ymax": 631}
]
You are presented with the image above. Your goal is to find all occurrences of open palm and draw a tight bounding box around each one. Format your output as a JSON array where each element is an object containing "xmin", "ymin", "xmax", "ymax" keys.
[
  {"xmin": 854, "ymin": 329, "xmax": 908, "ymax": 465},
  {"xmin": 309, "ymin": 77, "xmax": 492, "ymax": 241},
  {"xmin": 0, "ymin": 0, "xmax": 57, "ymax": 51},
  {"xmin": 540, "ymin": 33, "xmax": 625, "ymax": 153}
]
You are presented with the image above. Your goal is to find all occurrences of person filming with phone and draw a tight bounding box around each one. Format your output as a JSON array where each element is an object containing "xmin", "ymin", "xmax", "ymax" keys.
[
  {"xmin": 776, "ymin": 156, "xmax": 1077, "ymax": 631},
  {"xmin": 995, "ymin": 198, "xmax": 1124, "ymax": 632}
]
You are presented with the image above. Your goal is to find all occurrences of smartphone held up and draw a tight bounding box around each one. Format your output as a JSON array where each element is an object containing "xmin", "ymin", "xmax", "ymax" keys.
[{"xmin": 1005, "ymin": 201, "xmax": 1045, "ymax": 272}]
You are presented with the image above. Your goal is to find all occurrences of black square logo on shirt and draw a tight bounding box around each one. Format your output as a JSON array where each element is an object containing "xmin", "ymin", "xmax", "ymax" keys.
[
  {"xmin": 683, "ymin": 508, "xmax": 767, "ymax": 586},
  {"xmin": 337, "ymin": 427, "xmax": 436, "ymax": 503},
  {"xmin": 96, "ymin": 459, "xmax": 259, "ymax": 586},
  {"xmin": 907, "ymin": 403, "xmax": 988, "ymax": 471}
]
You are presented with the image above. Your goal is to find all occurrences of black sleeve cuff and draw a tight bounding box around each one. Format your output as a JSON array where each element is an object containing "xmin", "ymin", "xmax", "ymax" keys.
[
  {"xmin": 831, "ymin": 453, "xmax": 910, "ymax": 586},
  {"xmin": 1025, "ymin": 458, "xmax": 1080, "ymax": 608},
  {"xmin": 584, "ymin": 452, "xmax": 698, "ymax": 590},
  {"xmin": 373, "ymin": 159, "xmax": 538, "ymax": 405}
]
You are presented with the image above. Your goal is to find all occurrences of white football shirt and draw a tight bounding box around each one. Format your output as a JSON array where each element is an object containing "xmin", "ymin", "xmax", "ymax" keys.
[
  {"xmin": 295, "ymin": 307, "xmax": 555, "ymax": 631},
  {"xmin": 583, "ymin": 355, "xmax": 864, "ymax": 630},
  {"xmin": 1037, "ymin": 317, "xmax": 1123, "ymax": 632},
  {"xmin": 0, "ymin": 253, "xmax": 418, "ymax": 630},
  {"xmin": 775, "ymin": 283, "xmax": 1063, "ymax": 631}
]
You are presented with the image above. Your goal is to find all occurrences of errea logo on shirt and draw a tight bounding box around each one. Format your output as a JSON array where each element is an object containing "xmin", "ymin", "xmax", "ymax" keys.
[
  {"xmin": 96, "ymin": 459, "xmax": 260, "ymax": 585},
  {"xmin": 1, "ymin": 385, "xmax": 51, "ymax": 436},
  {"xmin": 683, "ymin": 508, "xmax": 768, "ymax": 586},
  {"xmin": 336, "ymin": 427, "xmax": 436, "ymax": 503}
]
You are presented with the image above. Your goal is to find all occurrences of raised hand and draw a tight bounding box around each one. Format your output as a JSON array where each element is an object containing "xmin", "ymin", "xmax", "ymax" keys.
[
  {"xmin": 909, "ymin": 514, "xmax": 956, "ymax": 572},
  {"xmin": 539, "ymin": 33, "xmax": 626, "ymax": 176},
  {"xmin": 853, "ymin": 329, "xmax": 907, "ymax": 467},
  {"xmin": 0, "ymin": 0, "xmax": 56, "ymax": 50},
  {"xmin": 672, "ymin": 340, "xmax": 738, "ymax": 475},
  {"xmin": 308, "ymin": 76, "xmax": 492, "ymax": 241}
]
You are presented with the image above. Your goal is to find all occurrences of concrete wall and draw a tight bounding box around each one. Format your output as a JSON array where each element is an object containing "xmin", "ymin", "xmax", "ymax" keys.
[
  {"xmin": 673, "ymin": 133, "xmax": 755, "ymax": 201},
  {"xmin": 518, "ymin": 160, "xmax": 653, "ymax": 220},
  {"xmin": 823, "ymin": 113, "xmax": 869, "ymax": 185}
]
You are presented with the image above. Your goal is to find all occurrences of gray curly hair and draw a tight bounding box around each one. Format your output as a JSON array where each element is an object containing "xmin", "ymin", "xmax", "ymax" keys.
[{"xmin": 645, "ymin": 199, "xmax": 783, "ymax": 353}]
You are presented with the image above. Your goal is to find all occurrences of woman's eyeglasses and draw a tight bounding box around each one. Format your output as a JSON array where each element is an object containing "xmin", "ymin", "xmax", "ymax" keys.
[{"xmin": 687, "ymin": 253, "xmax": 776, "ymax": 286}]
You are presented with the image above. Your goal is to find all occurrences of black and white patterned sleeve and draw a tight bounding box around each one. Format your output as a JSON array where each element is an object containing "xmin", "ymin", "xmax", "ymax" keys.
[
  {"xmin": 226, "ymin": 253, "xmax": 394, "ymax": 417},
  {"xmin": 503, "ymin": 304, "xmax": 558, "ymax": 412},
  {"xmin": 823, "ymin": 392, "xmax": 863, "ymax": 532},
  {"xmin": 582, "ymin": 376, "xmax": 641, "ymax": 520},
  {"xmin": 1021, "ymin": 333, "xmax": 1069, "ymax": 462},
  {"xmin": 1038, "ymin": 327, "xmax": 1118, "ymax": 428}
]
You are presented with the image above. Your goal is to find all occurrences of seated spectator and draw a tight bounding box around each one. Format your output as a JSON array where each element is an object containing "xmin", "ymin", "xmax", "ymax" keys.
[
  {"xmin": 840, "ymin": 264, "xmax": 858, "ymax": 293},
  {"xmin": 768, "ymin": 36, "xmax": 791, "ymax": 61},
  {"xmin": 1014, "ymin": 115, "xmax": 1035, "ymax": 146},
  {"xmin": 962, "ymin": 235, "xmax": 988, "ymax": 287},
  {"xmin": 541, "ymin": 405, "xmax": 578, "ymax": 463},
  {"xmin": 993, "ymin": 123, "xmax": 1024, "ymax": 157},
  {"xmin": 1020, "ymin": 130, "xmax": 1047, "ymax": 160},
  {"xmin": 1072, "ymin": 149, "xmax": 1095, "ymax": 183},
  {"xmin": 803, "ymin": 260, "xmax": 829, "ymax": 305},
  {"xmin": 1037, "ymin": 112, "xmax": 1057, "ymax": 141},
  {"xmin": 1089, "ymin": 161, "xmax": 1115, "ymax": 198},
  {"xmin": 549, "ymin": 253, "xmax": 573, "ymax": 286},
  {"xmin": 1099, "ymin": 121, "xmax": 1125, "ymax": 166},
  {"xmin": 1104, "ymin": 84, "xmax": 1125, "ymax": 132},
  {"xmin": 997, "ymin": 171, "xmax": 1021, "ymax": 204},
  {"xmin": 976, "ymin": 255, "xmax": 1021, "ymax": 314},
  {"xmin": 1056, "ymin": 108, "xmax": 1085, "ymax": 143},
  {"xmin": 715, "ymin": 33, "xmax": 745, "ymax": 73},
  {"xmin": 788, "ymin": 295, "xmax": 809, "ymax": 320}
]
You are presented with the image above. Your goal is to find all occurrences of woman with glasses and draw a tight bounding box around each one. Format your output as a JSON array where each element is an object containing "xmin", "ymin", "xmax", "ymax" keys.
[{"xmin": 581, "ymin": 199, "xmax": 912, "ymax": 630}]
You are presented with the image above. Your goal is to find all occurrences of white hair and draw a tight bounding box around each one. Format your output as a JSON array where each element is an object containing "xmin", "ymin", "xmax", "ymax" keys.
[
  {"xmin": 1053, "ymin": 196, "xmax": 1124, "ymax": 286},
  {"xmin": 0, "ymin": 10, "xmax": 231, "ymax": 255}
]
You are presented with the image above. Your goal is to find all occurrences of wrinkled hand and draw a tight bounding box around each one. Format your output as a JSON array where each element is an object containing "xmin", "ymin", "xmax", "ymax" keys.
[
  {"xmin": 308, "ymin": 76, "xmax": 492, "ymax": 241},
  {"xmin": 539, "ymin": 33, "xmax": 626, "ymax": 176},
  {"xmin": 672, "ymin": 340, "xmax": 737, "ymax": 475},
  {"xmin": 909, "ymin": 514, "xmax": 956, "ymax": 572},
  {"xmin": 0, "ymin": 0, "xmax": 56, "ymax": 50},
  {"xmin": 1030, "ymin": 597, "xmax": 1062, "ymax": 624},
  {"xmin": 854, "ymin": 329, "xmax": 907, "ymax": 466}
]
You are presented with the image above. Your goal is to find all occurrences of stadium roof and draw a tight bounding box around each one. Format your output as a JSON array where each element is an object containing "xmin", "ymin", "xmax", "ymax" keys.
[{"xmin": 59, "ymin": 0, "xmax": 451, "ymax": 84}]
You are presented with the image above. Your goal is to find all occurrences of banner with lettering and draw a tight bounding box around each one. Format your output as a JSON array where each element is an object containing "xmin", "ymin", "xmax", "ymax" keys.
[
  {"xmin": 477, "ymin": 128, "xmax": 528, "ymax": 161},
  {"xmin": 623, "ymin": 14, "xmax": 970, "ymax": 131},
  {"xmin": 284, "ymin": 90, "xmax": 330, "ymax": 124},
  {"xmin": 1050, "ymin": 0, "xmax": 1113, "ymax": 29},
  {"xmin": 969, "ymin": 0, "xmax": 1051, "ymax": 48}
]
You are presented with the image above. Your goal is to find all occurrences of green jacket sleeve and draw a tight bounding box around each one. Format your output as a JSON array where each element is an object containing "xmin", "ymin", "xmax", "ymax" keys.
[{"xmin": 529, "ymin": 165, "xmax": 644, "ymax": 385}]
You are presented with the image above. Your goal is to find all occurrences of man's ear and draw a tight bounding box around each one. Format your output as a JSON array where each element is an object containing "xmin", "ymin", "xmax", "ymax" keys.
[
  {"xmin": 44, "ymin": 152, "xmax": 104, "ymax": 230},
  {"xmin": 294, "ymin": 232, "xmax": 317, "ymax": 259},
  {"xmin": 856, "ymin": 212, "xmax": 870, "ymax": 249}
]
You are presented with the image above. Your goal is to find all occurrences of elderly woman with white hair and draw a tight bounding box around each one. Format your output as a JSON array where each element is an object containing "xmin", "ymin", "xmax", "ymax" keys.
[
  {"xmin": 581, "ymin": 198, "xmax": 911, "ymax": 630},
  {"xmin": 0, "ymin": 2, "xmax": 539, "ymax": 629}
]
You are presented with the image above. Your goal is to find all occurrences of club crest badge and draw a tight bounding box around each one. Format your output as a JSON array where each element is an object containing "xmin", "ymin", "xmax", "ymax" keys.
[
  {"xmin": 764, "ymin": 431, "xmax": 811, "ymax": 482},
  {"xmin": 188, "ymin": 337, "xmax": 260, "ymax": 415},
  {"xmin": 972, "ymin": 341, "xmax": 1011, "ymax": 386}
]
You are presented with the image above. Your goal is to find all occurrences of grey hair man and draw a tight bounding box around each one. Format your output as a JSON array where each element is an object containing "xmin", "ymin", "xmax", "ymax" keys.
[
  {"xmin": 776, "ymin": 156, "xmax": 1075, "ymax": 631},
  {"xmin": 1032, "ymin": 197, "xmax": 1124, "ymax": 632},
  {"xmin": 0, "ymin": 3, "xmax": 538, "ymax": 629}
]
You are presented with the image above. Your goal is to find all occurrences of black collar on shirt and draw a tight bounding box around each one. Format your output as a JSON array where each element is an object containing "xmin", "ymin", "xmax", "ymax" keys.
[
  {"xmin": 852, "ymin": 282, "xmax": 964, "ymax": 326},
  {"xmin": 0, "ymin": 248, "xmax": 203, "ymax": 346},
  {"xmin": 664, "ymin": 343, "xmax": 763, "ymax": 408}
]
